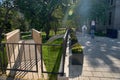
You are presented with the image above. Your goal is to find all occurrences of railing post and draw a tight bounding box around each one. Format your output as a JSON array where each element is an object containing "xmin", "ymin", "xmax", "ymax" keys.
[
  {"xmin": 61, "ymin": 29, "xmax": 70, "ymax": 76},
  {"xmin": 35, "ymin": 44, "xmax": 38, "ymax": 72},
  {"xmin": 40, "ymin": 44, "xmax": 43, "ymax": 73},
  {"xmin": 0, "ymin": 44, "xmax": 3, "ymax": 74}
]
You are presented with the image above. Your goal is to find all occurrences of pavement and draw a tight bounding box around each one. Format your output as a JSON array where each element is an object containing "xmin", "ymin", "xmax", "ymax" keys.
[
  {"xmin": 69, "ymin": 32, "xmax": 120, "ymax": 80},
  {"xmin": 0, "ymin": 40, "xmax": 47, "ymax": 80}
]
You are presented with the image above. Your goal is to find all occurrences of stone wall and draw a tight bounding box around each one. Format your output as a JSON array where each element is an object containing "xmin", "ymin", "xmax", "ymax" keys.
[
  {"xmin": 32, "ymin": 29, "xmax": 42, "ymax": 44},
  {"xmin": 5, "ymin": 29, "xmax": 20, "ymax": 43},
  {"xmin": 114, "ymin": 0, "xmax": 120, "ymax": 30},
  {"xmin": 5, "ymin": 29, "xmax": 20, "ymax": 62},
  {"xmin": 32, "ymin": 29, "xmax": 42, "ymax": 54},
  {"xmin": 32, "ymin": 29, "xmax": 48, "ymax": 79}
]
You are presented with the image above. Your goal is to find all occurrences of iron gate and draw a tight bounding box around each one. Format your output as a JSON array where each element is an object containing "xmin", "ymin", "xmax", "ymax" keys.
[
  {"xmin": 0, "ymin": 41, "xmax": 41, "ymax": 73},
  {"xmin": 0, "ymin": 29, "xmax": 70, "ymax": 76}
]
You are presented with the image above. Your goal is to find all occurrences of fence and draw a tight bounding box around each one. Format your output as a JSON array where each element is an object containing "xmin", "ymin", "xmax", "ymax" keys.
[
  {"xmin": 0, "ymin": 29, "xmax": 70, "ymax": 76},
  {"xmin": 0, "ymin": 42, "xmax": 41, "ymax": 73},
  {"xmin": 61, "ymin": 29, "xmax": 70, "ymax": 76}
]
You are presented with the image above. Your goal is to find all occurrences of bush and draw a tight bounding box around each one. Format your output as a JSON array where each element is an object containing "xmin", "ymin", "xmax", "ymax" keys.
[
  {"xmin": 72, "ymin": 43, "xmax": 83, "ymax": 54},
  {"xmin": 70, "ymin": 29, "xmax": 78, "ymax": 45}
]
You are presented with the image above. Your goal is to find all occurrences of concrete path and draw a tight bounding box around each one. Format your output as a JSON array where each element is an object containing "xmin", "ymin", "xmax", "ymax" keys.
[
  {"xmin": 6, "ymin": 40, "xmax": 47, "ymax": 80},
  {"xmin": 69, "ymin": 32, "xmax": 120, "ymax": 80}
]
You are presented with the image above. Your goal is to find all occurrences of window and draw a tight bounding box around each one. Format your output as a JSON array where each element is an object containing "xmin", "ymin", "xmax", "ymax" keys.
[
  {"xmin": 109, "ymin": 12, "xmax": 112, "ymax": 25},
  {"xmin": 111, "ymin": 0, "xmax": 113, "ymax": 5},
  {"xmin": 108, "ymin": 0, "xmax": 113, "ymax": 5}
]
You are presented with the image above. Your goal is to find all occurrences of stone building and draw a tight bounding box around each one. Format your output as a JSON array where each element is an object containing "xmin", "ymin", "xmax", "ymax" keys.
[{"xmin": 107, "ymin": 0, "xmax": 120, "ymax": 30}]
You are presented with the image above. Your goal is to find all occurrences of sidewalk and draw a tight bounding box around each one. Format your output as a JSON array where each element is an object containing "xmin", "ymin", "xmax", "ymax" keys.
[{"xmin": 69, "ymin": 32, "xmax": 120, "ymax": 80}]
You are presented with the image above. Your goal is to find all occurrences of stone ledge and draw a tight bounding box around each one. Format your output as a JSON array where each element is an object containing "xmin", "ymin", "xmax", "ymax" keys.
[{"xmin": 57, "ymin": 35, "xmax": 70, "ymax": 80}]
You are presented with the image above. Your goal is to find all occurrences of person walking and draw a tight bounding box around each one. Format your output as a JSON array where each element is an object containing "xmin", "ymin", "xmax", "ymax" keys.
[
  {"xmin": 90, "ymin": 20, "xmax": 95, "ymax": 39},
  {"xmin": 82, "ymin": 25, "xmax": 87, "ymax": 37}
]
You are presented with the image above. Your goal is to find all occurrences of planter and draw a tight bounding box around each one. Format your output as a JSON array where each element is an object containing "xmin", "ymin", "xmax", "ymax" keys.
[
  {"xmin": 106, "ymin": 29, "xmax": 118, "ymax": 38},
  {"xmin": 72, "ymin": 53, "xmax": 84, "ymax": 65},
  {"xmin": 70, "ymin": 29, "xmax": 84, "ymax": 65}
]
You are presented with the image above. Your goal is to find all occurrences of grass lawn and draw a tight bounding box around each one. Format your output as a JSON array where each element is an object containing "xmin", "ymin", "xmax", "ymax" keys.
[
  {"xmin": 20, "ymin": 32, "xmax": 32, "ymax": 40},
  {"xmin": 42, "ymin": 29, "xmax": 66, "ymax": 43},
  {"xmin": 42, "ymin": 38, "xmax": 63, "ymax": 80}
]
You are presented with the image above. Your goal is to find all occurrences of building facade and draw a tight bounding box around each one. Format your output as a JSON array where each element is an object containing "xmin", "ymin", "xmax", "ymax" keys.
[{"xmin": 107, "ymin": 0, "xmax": 120, "ymax": 30}]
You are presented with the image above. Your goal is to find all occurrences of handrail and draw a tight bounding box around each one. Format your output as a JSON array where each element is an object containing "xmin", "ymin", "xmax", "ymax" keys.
[{"xmin": 61, "ymin": 29, "xmax": 70, "ymax": 76}]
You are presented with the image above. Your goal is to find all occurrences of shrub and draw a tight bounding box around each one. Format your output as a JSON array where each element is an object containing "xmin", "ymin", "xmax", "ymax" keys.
[
  {"xmin": 72, "ymin": 43, "xmax": 83, "ymax": 54},
  {"xmin": 70, "ymin": 29, "xmax": 78, "ymax": 45}
]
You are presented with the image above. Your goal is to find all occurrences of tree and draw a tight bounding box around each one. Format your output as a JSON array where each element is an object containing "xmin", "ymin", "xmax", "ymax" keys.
[
  {"xmin": 51, "ymin": 5, "xmax": 64, "ymax": 35},
  {"xmin": 15, "ymin": 0, "xmax": 63, "ymax": 39},
  {"xmin": 90, "ymin": 0, "xmax": 108, "ymax": 23},
  {"xmin": 11, "ymin": 13, "xmax": 29, "ymax": 31},
  {"xmin": 75, "ymin": 0, "xmax": 108, "ymax": 26},
  {"xmin": 0, "ymin": 0, "xmax": 29, "ymax": 43},
  {"xmin": 0, "ymin": 0, "xmax": 14, "ymax": 42}
]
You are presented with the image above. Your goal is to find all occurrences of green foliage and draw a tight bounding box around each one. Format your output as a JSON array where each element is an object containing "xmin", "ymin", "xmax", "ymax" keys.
[
  {"xmin": 0, "ymin": 47, "xmax": 8, "ymax": 73},
  {"xmin": 90, "ymin": 0, "xmax": 109, "ymax": 24},
  {"xmin": 70, "ymin": 29, "xmax": 78, "ymax": 45},
  {"xmin": 72, "ymin": 43, "xmax": 83, "ymax": 54},
  {"xmin": 0, "ymin": 0, "xmax": 29, "ymax": 42},
  {"xmin": 73, "ymin": 0, "xmax": 109, "ymax": 26},
  {"xmin": 15, "ymin": 0, "xmax": 64, "ymax": 39},
  {"xmin": 70, "ymin": 28, "xmax": 83, "ymax": 54},
  {"xmin": 57, "ymin": 28, "xmax": 66, "ymax": 35},
  {"xmin": 20, "ymin": 32, "xmax": 32, "ymax": 40}
]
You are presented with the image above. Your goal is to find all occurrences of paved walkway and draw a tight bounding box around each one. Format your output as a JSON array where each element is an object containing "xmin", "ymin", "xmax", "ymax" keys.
[
  {"xmin": 5, "ymin": 40, "xmax": 47, "ymax": 80},
  {"xmin": 69, "ymin": 32, "xmax": 120, "ymax": 80}
]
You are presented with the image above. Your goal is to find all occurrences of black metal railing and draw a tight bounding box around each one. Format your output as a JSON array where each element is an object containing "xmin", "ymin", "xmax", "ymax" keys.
[
  {"xmin": 0, "ymin": 42, "xmax": 40, "ymax": 73},
  {"xmin": 0, "ymin": 29, "xmax": 70, "ymax": 76},
  {"xmin": 61, "ymin": 29, "xmax": 70, "ymax": 76}
]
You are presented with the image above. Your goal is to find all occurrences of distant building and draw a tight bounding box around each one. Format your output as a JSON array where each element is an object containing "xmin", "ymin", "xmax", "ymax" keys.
[{"xmin": 107, "ymin": 0, "xmax": 120, "ymax": 30}]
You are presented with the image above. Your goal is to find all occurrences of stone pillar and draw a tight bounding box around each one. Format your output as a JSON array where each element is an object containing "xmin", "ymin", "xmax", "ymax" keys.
[
  {"xmin": 5, "ymin": 29, "xmax": 20, "ymax": 62},
  {"xmin": 32, "ymin": 29, "xmax": 42, "ymax": 53},
  {"xmin": 5, "ymin": 29, "xmax": 20, "ymax": 43}
]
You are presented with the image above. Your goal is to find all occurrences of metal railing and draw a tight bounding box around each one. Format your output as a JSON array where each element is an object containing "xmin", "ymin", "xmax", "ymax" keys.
[
  {"xmin": 61, "ymin": 29, "xmax": 70, "ymax": 76},
  {"xmin": 0, "ymin": 42, "xmax": 40, "ymax": 73},
  {"xmin": 0, "ymin": 29, "xmax": 70, "ymax": 76}
]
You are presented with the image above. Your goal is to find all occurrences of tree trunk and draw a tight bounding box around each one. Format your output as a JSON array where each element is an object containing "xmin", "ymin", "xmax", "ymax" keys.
[
  {"xmin": 45, "ymin": 23, "xmax": 51, "ymax": 40},
  {"xmin": 0, "ymin": 28, "xmax": 3, "ymax": 43}
]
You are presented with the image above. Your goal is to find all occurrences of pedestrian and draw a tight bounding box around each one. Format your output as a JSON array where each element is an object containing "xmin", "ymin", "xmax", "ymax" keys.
[
  {"xmin": 82, "ymin": 25, "xmax": 87, "ymax": 37},
  {"xmin": 90, "ymin": 20, "xmax": 95, "ymax": 39}
]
